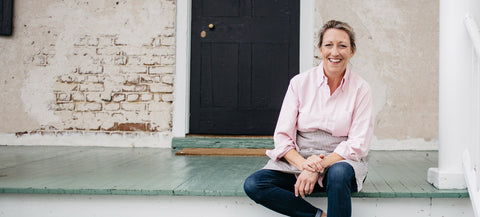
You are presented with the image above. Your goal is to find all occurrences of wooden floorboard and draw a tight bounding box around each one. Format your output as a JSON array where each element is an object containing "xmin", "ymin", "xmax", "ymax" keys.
[{"xmin": 0, "ymin": 146, "xmax": 469, "ymax": 198}]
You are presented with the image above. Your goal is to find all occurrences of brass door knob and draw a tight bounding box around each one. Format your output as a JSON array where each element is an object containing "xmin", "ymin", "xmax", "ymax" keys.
[{"xmin": 208, "ymin": 24, "xmax": 215, "ymax": 29}]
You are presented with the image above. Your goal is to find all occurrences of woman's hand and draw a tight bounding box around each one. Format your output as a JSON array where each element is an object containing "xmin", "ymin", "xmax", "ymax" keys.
[
  {"xmin": 301, "ymin": 154, "xmax": 325, "ymax": 173},
  {"xmin": 295, "ymin": 170, "xmax": 320, "ymax": 198}
]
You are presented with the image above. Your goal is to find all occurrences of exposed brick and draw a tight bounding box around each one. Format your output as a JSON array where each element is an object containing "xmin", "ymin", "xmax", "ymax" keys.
[
  {"xmin": 161, "ymin": 94, "xmax": 174, "ymax": 102},
  {"xmin": 140, "ymin": 55, "xmax": 161, "ymax": 65},
  {"xmin": 74, "ymin": 75, "xmax": 86, "ymax": 83},
  {"xmin": 153, "ymin": 93, "xmax": 162, "ymax": 101},
  {"xmin": 121, "ymin": 85, "xmax": 135, "ymax": 92},
  {"xmin": 79, "ymin": 66, "xmax": 103, "ymax": 74},
  {"xmin": 111, "ymin": 112, "xmax": 124, "ymax": 120},
  {"xmin": 86, "ymin": 93, "xmax": 101, "ymax": 102},
  {"xmin": 141, "ymin": 93, "xmax": 153, "ymax": 101},
  {"xmin": 114, "ymin": 37, "xmax": 128, "ymax": 46},
  {"xmin": 72, "ymin": 92, "xmax": 86, "ymax": 101},
  {"xmin": 120, "ymin": 46, "xmax": 147, "ymax": 56},
  {"xmin": 121, "ymin": 102, "xmax": 146, "ymax": 111},
  {"xmin": 127, "ymin": 94, "xmax": 139, "ymax": 102},
  {"xmin": 87, "ymin": 75, "xmax": 103, "ymax": 83},
  {"xmin": 53, "ymin": 102, "xmax": 75, "ymax": 111},
  {"xmin": 108, "ymin": 122, "xmax": 152, "ymax": 132},
  {"xmin": 112, "ymin": 93, "xmax": 126, "ymax": 102},
  {"xmin": 104, "ymin": 103, "xmax": 120, "ymax": 111},
  {"xmin": 135, "ymin": 85, "xmax": 148, "ymax": 92},
  {"xmin": 92, "ymin": 56, "xmax": 113, "ymax": 65},
  {"xmin": 161, "ymin": 75, "xmax": 174, "ymax": 84},
  {"xmin": 59, "ymin": 75, "xmax": 74, "ymax": 83},
  {"xmin": 120, "ymin": 65, "xmax": 147, "ymax": 74},
  {"xmin": 146, "ymin": 46, "xmax": 175, "ymax": 56},
  {"xmin": 150, "ymin": 84, "xmax": 173, "ymax": 93},
  {"xmin": 161, "ymin": 55, "xmax": 175, "ymax": 65},
  {"xmin": 125, "ymin": 75, "xmax": 140, "ymax": 84},
  {"xmin": 96, "ymin": 47, "xmax": 118, "ymax": 55},
  {"xmin": 72, "ymin": 47, "xmax": 96, "ymax": 57},
  {"xmin": 57, "ymin": 93, "xmax": 71, "ymax": 102},
  {"xmin": 80, "ymin": 83, "xmax": 104, "ymax": 92},
  {"xmin": 55, "ymin": 83, "xmax": 79, "ymax": 92},
  {"xmin": 161, "ymin": 36, "xmax": 175, "ymax": 46},
  {"xmin": 122, "ymin": 84, "xmax": 147, "ymax": 93},
  {"xmin": 114, "ymin": 55, "xmax": 127, "ymax": 65},
  {"xmin": 139, "ymin": 75, "xmax": 155, "ymax": 83},
  {"xmin": 149, "ymin": 66, "xmax": 173, "ymax": 74},
  {"xmin": 76, "ymin": 102, "xmax": 102, "ymax": 111},
  {"xmin": 108, "ymin": 74, "xmax": 127, "ymax": 84}
]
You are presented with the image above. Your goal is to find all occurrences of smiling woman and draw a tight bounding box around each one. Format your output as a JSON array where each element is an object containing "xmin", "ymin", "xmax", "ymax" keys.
[
  {"xmin": 318, "ymin": 20, "xmax": 356, "ymax": 95},
  {"xmin": 244, "ymin": 20, "xmax": 375, "ymax": 217}
]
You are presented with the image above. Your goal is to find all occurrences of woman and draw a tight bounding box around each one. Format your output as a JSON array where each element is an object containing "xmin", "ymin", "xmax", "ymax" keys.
[{"xmin": 243, "ymin": 20, "xmax": 375, "ymax": 217}]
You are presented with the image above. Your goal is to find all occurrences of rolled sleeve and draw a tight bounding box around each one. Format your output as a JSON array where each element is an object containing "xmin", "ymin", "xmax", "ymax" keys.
[
  {"xmin": 334, "ymin": 83, "xmax": 374, "ymax": 162},
  {"xmin": 267, "ymin": 79, "xmax": 300, "ymax": 161}
]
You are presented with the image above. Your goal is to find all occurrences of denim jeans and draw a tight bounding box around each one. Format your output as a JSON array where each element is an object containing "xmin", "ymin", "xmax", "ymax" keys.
[{"xmin": 244, "ymin": 161, "xmax": 357, "ymax": 217}]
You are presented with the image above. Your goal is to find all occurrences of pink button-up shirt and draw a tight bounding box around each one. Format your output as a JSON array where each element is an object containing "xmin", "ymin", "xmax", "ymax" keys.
[{"xmin": 266, "ymin": 63, "xmax": 375, "ymax": 163}]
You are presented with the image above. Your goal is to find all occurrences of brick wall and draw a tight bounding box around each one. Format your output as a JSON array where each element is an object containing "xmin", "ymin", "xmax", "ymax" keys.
[
  {"xmin": 51, "ymin": 32, "xmax": 175, "ymax": 133},
  {"xmin": 0, "ymin": 0, "xmax": 177, "ymax": 146}
]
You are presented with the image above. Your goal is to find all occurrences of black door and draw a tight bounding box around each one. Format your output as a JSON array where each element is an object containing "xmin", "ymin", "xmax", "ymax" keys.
[{"xmin": 190, "ymin": 0, "xmax": 299, "ymax": 135}]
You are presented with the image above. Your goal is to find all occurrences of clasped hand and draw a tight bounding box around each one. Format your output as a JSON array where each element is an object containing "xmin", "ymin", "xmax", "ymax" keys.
[
  {"xmin": 295, "ymin": 154, "xmax": 325, "ymax": 198},
  {"xmin": 301, "ymin": 154, "xmax": 325, "ymax": 173}
]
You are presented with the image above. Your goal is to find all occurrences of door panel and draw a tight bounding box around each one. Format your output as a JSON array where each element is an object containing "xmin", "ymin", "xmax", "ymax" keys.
[{"xmin": 190, "ymin": 0, "xmax": 299, "ymax": 135}]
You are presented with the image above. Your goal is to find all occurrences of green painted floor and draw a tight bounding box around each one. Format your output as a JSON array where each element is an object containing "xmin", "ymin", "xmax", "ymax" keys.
[{"xmin": 0, "ymin": 146, "xmax": 468, "ymax": 198}]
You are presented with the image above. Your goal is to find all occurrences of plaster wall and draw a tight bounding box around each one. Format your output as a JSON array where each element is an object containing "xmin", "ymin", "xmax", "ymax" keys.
[{"xmin": 314, "ymin": 0, "xmax": 439, "ymax": 149}]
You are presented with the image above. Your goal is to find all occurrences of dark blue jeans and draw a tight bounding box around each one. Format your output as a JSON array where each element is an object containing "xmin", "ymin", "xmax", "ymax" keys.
[{"xmin": 244, "ymin": 161, "xmax": 357, "ymax": 217}]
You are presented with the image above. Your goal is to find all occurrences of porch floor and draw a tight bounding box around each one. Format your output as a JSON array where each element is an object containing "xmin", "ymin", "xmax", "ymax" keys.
[{"xmin": 0, "ymin": 146, "xmax": 468, "ymax": 198}]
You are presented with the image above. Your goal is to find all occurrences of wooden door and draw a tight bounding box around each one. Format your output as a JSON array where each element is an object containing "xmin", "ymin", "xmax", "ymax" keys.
[{"xmin": 190, "ymin": 0, "xmax": 299, "ymax": 135}]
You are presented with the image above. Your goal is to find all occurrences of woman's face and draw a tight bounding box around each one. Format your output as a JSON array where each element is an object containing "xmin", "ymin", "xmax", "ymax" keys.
[{"xmin": 319, "ymin": 28, "xmax": 354, "ymax": 76}]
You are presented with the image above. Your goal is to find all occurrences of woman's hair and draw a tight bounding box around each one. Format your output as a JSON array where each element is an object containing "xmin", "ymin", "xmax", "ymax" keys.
[{"xmin": 317, "ymin": 20, "xmax": 356, "ymax": 53}]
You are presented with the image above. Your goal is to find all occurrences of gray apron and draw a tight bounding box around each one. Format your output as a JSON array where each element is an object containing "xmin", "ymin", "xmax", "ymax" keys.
[{"xmin": 263, "ymin": 130, "xmax": 368, "ymax": 191}]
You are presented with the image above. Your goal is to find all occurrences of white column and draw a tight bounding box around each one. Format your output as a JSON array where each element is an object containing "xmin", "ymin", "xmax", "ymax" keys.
[{"xmin": 427, "ymin": 0, "xmax": 477, "ymax": 189}]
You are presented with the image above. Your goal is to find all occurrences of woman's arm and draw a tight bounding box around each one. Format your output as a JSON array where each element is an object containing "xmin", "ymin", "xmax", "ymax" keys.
[{"xmin": 334, "ymin": 83, "xmax": 374, "ymax": 162}]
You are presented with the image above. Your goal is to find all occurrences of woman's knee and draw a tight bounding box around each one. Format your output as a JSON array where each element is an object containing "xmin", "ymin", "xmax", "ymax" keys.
[
  {"xmin": 326, "ymin": 162, "xmax": 355, "ymax": 186},
  {"xmin": 243, "ymin": 173, "xmax": 259, "ymax": 197},
  {"xmin": 244, "ymin": 170, "xmax": 268, "ymax": 202}
]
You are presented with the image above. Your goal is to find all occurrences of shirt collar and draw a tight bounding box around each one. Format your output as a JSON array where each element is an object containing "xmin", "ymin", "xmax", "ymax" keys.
[{"xmin": 316, "ymin": 62, "xmax": 351, "ymax": 92}]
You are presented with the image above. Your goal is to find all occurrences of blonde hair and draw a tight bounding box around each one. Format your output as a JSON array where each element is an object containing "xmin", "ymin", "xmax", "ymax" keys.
[{"xmin": 318, "ymin": 20, "xmax": 356, "ymax": 53}]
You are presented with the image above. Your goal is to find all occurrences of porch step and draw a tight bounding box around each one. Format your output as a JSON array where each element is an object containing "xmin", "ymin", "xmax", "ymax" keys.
[
  {"xmin": 0, "ymin": 145, "xmax": 468, "ymax": 198},
  {"xmin": 172, "ymin": 136, "xmax": 274, "ymax": 149}
]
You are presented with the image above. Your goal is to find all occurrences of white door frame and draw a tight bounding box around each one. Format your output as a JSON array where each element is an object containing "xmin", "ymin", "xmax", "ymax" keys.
[{"xmin": 173, "ymin": 0, "xmax": 314, "ymax": 138}]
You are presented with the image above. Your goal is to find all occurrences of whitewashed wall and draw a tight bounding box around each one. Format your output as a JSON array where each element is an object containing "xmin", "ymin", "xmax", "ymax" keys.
[{"xmin": 0, "ymin": 0, "xmax": 440, "ymax": 149}]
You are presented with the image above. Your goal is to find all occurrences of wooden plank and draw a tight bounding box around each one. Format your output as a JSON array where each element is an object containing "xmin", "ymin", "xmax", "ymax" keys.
[
  {"xmin": 0, "ymin": 147, "xmax": 469, "ymax": 198},
  {"xmin": 175, "ymin": 148, "xmax": 267, "ymax": 156}
]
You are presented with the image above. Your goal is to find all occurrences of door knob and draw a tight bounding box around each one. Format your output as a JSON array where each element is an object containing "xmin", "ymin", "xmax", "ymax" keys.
[{"xmin": 208, "ymin": 24, "xmax": 215, "ymax": 29}]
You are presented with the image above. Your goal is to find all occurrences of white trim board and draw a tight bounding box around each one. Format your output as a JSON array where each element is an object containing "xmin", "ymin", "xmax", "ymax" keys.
[{"xmin": 0, "ymin": 194, "xmax": 472, "ymax": 217}]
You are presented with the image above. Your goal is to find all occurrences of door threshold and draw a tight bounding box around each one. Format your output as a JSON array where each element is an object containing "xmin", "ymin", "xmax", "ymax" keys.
[{"xmin": 172, "ymin": 136, "xmax": 274, "ymax": 149}]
